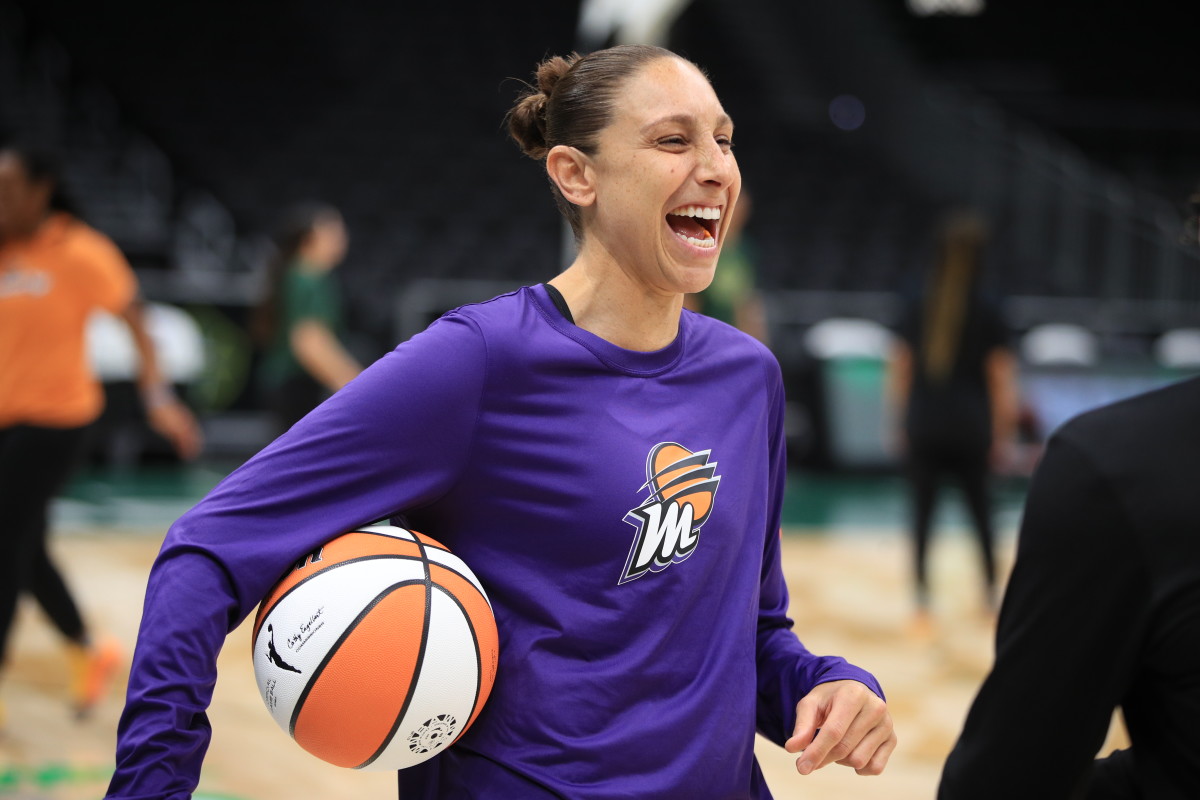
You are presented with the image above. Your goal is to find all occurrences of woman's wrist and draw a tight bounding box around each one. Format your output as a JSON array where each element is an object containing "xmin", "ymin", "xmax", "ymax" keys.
[{"xmin": 141, "ymin": 383, "xmax": 177, "ymax": 411}]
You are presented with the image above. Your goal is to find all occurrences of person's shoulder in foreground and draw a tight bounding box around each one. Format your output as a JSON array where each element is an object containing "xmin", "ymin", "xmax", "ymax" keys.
[
  {"xmin": 1066, "ymin": 367, "xmax": 1200, "ymax": 431},
  {"xmin": 939, "ymin": 373, "xmax": 1200, "ymax": 800}
]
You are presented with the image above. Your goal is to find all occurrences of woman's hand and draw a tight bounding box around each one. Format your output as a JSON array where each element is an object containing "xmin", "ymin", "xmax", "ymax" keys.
[{"xmin": 785, "ymin": 679, "xmax": 897, "ymax": 777}]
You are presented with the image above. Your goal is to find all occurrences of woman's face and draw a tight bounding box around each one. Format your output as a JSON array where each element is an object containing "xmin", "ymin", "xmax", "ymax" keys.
[
  {"xmin": 303, "ymin": 213, "xmax": 348, "ymax": 268},
  {"xmin": 583, "ymin": 57, "xmax": 741, "ymax": 297},
  {"xmin": 0, "ymin": 152, "xmax": 52, "ymax": 241}
]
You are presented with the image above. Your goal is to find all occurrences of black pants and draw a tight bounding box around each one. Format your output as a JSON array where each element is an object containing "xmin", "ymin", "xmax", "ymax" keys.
[
  {"xmin": 905, "ymin": 439, "xmax": 998, "ymax": 610},
  {"xmin": 0, "ymin": 423, "xmax": 92, "ymax": 663}
]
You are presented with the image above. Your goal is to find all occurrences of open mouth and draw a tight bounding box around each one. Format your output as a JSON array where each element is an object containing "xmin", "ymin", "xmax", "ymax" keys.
[{"xmin": 666, "ymin": 205, "xmax": 721, "ymax": 249}]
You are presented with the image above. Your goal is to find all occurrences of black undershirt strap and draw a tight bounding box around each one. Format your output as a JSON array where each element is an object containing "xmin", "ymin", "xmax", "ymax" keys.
[{"xmin": 542, "ymin": 283, "xmax": 575, "ymax": 325}]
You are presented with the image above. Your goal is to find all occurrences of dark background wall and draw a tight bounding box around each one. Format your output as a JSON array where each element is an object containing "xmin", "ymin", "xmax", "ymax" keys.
[
  {"xmin": 3, "ymin": 0, "xmax": 1197, "ymax": 467},
  {"xmin": 7, "ymin": 0, "xmax": 1197, "ymax": 325}
]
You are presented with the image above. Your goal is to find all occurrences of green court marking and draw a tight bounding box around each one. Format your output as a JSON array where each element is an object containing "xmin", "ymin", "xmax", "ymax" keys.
[
  {"xmin": 782, "ymin": 470, "xmax": 1029, "ymax": 531},
  {"xmin": 0, "ymin": 762, "xmax": 112, "ymax": 790},
  {"xmin": 0, "ymin": 765, "xmax": 255, "ymax": 800}
]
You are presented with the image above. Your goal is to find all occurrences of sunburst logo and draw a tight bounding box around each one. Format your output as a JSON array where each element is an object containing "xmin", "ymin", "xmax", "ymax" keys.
[{"xmin": 620, "ymin": 443, "xmax": 721, "ymax": 584}]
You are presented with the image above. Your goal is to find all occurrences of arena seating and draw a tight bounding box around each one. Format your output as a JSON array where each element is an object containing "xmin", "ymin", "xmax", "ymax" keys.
[{"xmin": 4, "ymin": 0, "xmax": 1198, "ymax": 467}]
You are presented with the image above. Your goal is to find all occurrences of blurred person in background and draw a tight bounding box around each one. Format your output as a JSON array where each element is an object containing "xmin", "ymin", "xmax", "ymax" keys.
[
  {"xmin": 251, "ymin": 201, "xmax": 363, "ymax": 436},
  {"xmin": 883, "ymin": 207, "xmax": 1020, "ymax": 640},
  {"xmin": 939, "ymin": 178, "xmax": 1200, "ymax": 800},
  {"xmin": 0, "ymin": 140, "xmax": 202, "ymax": 724},
  {"xmin": 684, "ymin": 187, "xmax": 769, "ymax": 344}
]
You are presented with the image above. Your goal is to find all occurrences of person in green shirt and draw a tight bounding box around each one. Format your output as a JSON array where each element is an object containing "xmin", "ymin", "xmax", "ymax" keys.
[
  {"xmin": 683, "ymin": 188, "xmax": 768, "ymax": 344},
  {"xmin": 252, "ymin": 203, "xmax": 363, "ymax": 434}
]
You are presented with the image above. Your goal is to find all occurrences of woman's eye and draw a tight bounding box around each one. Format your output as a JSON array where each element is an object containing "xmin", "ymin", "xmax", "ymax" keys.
[{"xmin": 659, "ymin": 136, "xmax": 687, "ymax": 146}]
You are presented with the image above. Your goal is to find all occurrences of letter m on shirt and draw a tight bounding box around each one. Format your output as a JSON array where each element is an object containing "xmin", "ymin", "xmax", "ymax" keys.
[{"xmin": 619, "ymin": 500, "xmax": 699, "ymax": 584}]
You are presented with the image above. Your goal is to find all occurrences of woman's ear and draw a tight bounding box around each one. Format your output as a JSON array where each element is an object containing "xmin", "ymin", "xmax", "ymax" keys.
[{"xmin": 546, "ymin": 145, "xmax": 595, "ymax": 208}]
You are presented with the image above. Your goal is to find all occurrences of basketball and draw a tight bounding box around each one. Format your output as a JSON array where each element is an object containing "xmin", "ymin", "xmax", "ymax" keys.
[{"xmin": 250, "ymin": 524, "xmax": 499, "ymax": 771}]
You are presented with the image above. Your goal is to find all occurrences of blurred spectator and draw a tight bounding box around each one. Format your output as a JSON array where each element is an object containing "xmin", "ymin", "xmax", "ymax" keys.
[
  {"xmin": 684, "ymin": 189, "xmax": 769, "ymax": 344},
  {"xmin": 0, "ymin": 140, "xmax": 202, "ymax": 723},
  {"xmin": 251, "ymin": 202, "xmax": 363, "ymax": 435},
  {"xmin": 883, "ymin": 207, "xmax": 1020, "ymax": 639}
]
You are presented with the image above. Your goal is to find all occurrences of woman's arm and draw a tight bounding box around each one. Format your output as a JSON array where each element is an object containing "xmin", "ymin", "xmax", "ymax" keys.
[
  {"xmin": 882, "ymin": 340, "xmax": 913, "ymax": 459},
  {"xmin": 118, "ymin": 297, "xmax": 203, "ymax": 461},
  {"xmin": 107, "ymin": 314, "xmax": 487, "ymax": 798},
  {"xmin": 289, "ymin": 317, "xmax": 363, "ymax": 391},
  {"xmin": 984, "ymin": 346, "xmax": 1020, "ymax": 469}
]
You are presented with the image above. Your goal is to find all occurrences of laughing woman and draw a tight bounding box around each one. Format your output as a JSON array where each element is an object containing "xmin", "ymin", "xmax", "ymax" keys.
[{"xmin": 109, "ymin": 45, "xmax": 894, "ymax": 799}]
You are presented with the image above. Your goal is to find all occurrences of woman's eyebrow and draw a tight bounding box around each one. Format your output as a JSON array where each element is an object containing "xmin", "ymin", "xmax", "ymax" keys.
[{"xmin": 640, "ymin": 112, "xmax": 733, "ymax": 134}]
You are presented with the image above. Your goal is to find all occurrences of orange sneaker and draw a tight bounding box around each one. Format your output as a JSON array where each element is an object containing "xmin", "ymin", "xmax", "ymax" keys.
[
  {"xmin": 70, "ymin": 637, "xmax": 122, "ymax": 718},
  {"xmin": 907, "ymin": 609, "xmax": 935, "ymax": 643}
]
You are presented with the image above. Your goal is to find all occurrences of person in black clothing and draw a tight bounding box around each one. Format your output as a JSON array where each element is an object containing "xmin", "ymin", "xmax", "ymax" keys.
[
  {"xmin": 884, "ymin": 208, "xmax": 1019, "ymax": 638},
  {"xmin": 939, "ymin": 373, "xmax": 1200, "ymax": 798}
]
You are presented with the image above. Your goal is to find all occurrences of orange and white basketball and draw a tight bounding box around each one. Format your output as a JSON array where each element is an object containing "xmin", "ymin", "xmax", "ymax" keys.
[{"xmin": 250, "ymin": 524, "xmax": 499, "ymax": 770}]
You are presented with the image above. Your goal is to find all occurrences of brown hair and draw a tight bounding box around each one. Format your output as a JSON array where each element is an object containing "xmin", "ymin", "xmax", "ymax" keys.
[
  {"xmin": 921, "ymin": 208, "xmax": 990, "ymax": 381},
  {"xmin": 0, "ymin": 140, "xmax": 82, "ymax": 220},
  {"xmin": 506, "ymin": 44, "xmax": 699, "ymax": 242}
]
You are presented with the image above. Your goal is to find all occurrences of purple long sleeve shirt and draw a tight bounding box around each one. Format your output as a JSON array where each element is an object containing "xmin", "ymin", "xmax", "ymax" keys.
[{"xmin": 108, "ymin": 284, "xmax": 882, "ymax": 799}]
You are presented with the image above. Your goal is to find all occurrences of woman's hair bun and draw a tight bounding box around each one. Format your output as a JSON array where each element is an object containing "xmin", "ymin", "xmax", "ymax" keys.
[
  {"xmin": 507, "ymin": 53, "xmax": 579, "ymax": 161},
  {"xmin": 534, "ymin": 53, "xmax": 576, "ymax": 97}
]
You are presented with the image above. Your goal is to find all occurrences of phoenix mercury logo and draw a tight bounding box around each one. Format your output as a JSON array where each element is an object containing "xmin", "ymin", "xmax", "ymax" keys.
[{"xmin": 620, "ymin": 442, "xmax": 721, "ymax": 584}]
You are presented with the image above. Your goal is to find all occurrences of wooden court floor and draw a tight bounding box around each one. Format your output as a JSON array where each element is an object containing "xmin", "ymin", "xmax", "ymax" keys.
[{"xmin": 1, "ymin": 523, "xmax": 1128, "ymax": 800}]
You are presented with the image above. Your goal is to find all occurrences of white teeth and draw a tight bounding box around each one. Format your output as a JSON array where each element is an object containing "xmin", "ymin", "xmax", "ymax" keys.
[
  {"xmin": 674, "ymin": 231, "xmax": 718, "ymax": 248},
  {"xmin": 667, "ymin": 205, "xmax": 720, "ymax": 248},
  {"xmin": 669, "ymin": 205, "xmax": 722, "ymax": 219}
]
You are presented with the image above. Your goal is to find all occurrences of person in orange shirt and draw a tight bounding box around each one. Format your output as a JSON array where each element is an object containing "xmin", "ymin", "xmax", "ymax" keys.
[{"xmin": 0, "ymin": 141, "xmax": 202, "ymax": 723}]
